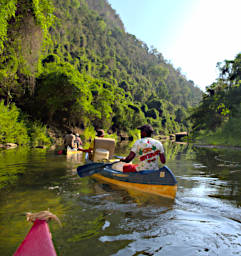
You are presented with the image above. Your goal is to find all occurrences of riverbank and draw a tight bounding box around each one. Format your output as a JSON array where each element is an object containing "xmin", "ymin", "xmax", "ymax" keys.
[
  {"xmin": 193, "ymin": 143, "xmax": 241, "ymax": 151},
  {"xmin": 194, "ymin": 133, "xmax": 241, "ymax": 148}
]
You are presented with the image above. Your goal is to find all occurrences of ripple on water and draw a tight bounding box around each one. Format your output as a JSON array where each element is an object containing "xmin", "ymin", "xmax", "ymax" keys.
[
  {"xmin": 95, "ymin": 190, "xmax": 241, "ymax": 256},
  {"xmin": 99, "ymin": 207, "xmax": 241, "ymax": 256}
]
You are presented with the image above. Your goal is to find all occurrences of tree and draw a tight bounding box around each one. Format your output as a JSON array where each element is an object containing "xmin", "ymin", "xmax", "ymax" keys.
[{"xmin": 31, "ymin": 62, "xmax": 92, "ymax": 126}]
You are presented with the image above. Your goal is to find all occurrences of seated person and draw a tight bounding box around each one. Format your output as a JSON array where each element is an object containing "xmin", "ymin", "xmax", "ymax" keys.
[
  {"xmin": 121, "ymin": 124, "xmax": 165, "ymax": 172},
  {"xmin": 64, "ymin": 130, "xmax": 75, "ymax": 150},
  {"xmin": 89, "ymin": 129, "xmax": 105, "ymax": 152},
  {"xmin": 80, "ymin": 129, "xmax": 105, "ymax": 153},
  {"xmin": 74, "ymin": 133, "xmax": 83, "ymax": 149},
  {"xmin": 81, "ymin": 129, "xmax": 116, "ymax": 163}
]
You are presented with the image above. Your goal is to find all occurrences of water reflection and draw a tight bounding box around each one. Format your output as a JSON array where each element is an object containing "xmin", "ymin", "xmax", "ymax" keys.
[
  {"xmin": 0, "ymin": 142, "xmax": 240, "ymax": 256},
  {"xmin": 91, "ymin": 181, "xmax": 175, "ymax": 207},
  {"xmin": 66, "ymin": 151, "xmax": 84, "ymax": 163},
  {"xmin": 192, "ymin": 146, "xmax": 241, "ymax": 206},
  {"xmin": 0, "ymin": 147, "xmax": 32, "ymax": 189}
]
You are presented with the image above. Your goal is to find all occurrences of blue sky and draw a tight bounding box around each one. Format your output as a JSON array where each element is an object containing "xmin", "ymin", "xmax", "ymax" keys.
[{"xmin": 108, "ymin": 0, "xmax": 241, "ymax": 91}]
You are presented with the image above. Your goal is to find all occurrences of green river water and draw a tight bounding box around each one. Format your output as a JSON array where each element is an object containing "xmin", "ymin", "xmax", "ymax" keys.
[{"xmin": 0, "ymin": 141, "xmax": 240, "ymax": 256}]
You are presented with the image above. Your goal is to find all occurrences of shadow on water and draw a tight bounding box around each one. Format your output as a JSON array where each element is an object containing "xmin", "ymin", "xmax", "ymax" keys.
[{"xmin": 0, "ymin": 142, "xmax": 240, "ymax": 255}]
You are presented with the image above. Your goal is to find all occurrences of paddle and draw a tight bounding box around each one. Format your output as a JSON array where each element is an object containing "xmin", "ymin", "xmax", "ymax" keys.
[
  {"xmin": 77, "ymin": 161, "xmax": 120, "ymax": 177},
  {"xmin": 113, "ymin": 155, "xmax": 124, "ymax": 159}
]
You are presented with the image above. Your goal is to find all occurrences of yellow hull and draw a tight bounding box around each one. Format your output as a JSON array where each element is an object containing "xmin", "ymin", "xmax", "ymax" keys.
[
  {"xmin": 92, "ymin": 173, "xmax": 177, "ymax": 199},
  {"xmin": 66, "ymin": 150, "xmax": 83, "ymax": 155}
]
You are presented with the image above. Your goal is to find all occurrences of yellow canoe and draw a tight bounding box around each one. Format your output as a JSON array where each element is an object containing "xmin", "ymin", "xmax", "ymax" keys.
[{"xmin": 91, "ymin": 165, "xmax": 177, "ymax": 200}]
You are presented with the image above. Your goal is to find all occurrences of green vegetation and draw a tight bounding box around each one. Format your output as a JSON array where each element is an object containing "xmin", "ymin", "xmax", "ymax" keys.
[
  {"xmin": 0, "ymin": 101, "xmax": 51, "ymax": 146},
  {"xmin": 0, "ymin": 0, "xmax": 202, "ymax": 146},
  {"xmin": 189, "ymin": 53, "xmax": 241, "ymax": 146}
]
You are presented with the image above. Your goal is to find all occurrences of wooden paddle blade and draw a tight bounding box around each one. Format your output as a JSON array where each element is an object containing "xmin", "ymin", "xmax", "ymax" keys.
[{"xmin": 77, "ymin": 162, "xmax": 106, "ymax": 177}]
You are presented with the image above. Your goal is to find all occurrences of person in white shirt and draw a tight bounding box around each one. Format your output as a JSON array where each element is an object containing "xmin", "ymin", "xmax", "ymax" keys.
[{"xmin": 121, "ymin": 124, "xmax": 165, "ymax": 171}]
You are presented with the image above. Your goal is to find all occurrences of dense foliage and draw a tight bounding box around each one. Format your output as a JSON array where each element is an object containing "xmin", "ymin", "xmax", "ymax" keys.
[
  {"xmin": 0, "ymin": 0, "xmax": 202, "ymax": 146},
  {"xmin": 0, "ymin": 101, "xmax": 51, "ymax": 146},
  {"xmin": 189, "ymin": 53, "xmax": 241, "ymax": 146}
]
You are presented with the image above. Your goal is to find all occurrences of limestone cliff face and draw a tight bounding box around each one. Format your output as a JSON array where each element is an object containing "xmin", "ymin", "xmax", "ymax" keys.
[
  {"xmin": 5, "ymin": 2, "xmax": 44, "ymax": 97},
  {"xmin": 8, "ymin": 1, "xmax": 43, "ymax": 72},
  {"xmin": 18, "ymin": 15, "xmax": 43, "ymax": 74}
]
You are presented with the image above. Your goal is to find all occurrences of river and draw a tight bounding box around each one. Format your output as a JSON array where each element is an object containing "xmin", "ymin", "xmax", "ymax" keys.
[{"xmin": 0, "ymin": 141, "xmax": 240, "ymax": 256}]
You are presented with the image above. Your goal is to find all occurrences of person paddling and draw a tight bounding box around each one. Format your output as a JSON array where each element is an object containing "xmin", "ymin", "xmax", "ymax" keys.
[
  {"xmin": 64, "ymin": 130, "xmax": 75, "ymax": 150},
  {"xmin": 74, "ymin": 133, "xmax": 83, "ymax": 149},
  {"xmin": 121, "ymin": 124, "xmax": 165, "ymax": 171},
  {"xmin": 79, "ymin": 129, "xmax": 105, "ymax": 153}
]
